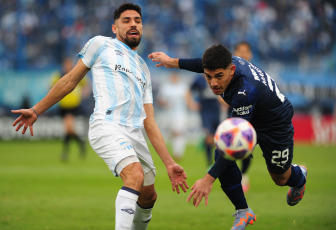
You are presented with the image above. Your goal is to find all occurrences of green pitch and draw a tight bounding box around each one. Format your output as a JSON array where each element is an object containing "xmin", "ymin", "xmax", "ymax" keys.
[{"xmin": 1, "ymin": 140, "xmax": 335, "ymax": 230}]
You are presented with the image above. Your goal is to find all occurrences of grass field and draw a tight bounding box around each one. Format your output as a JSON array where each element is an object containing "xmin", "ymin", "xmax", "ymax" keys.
[{"xmin": 1, "ymin": 140, "xmax": 336, "ymax": 230}]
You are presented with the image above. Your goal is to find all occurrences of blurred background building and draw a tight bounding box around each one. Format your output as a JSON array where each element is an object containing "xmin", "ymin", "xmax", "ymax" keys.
[{"xmin": 0, "ymin": 0, "xmax": 335, "ymax": 143}]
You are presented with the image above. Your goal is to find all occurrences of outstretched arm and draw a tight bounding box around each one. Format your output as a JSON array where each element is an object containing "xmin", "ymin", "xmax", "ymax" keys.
[
  {"xmin": 143, "ymin": 103, "xmax": 189, "ymax": 194},
  {"xmin": 179, "ymin": 58, "xmax": 204, "ymax": 73},
  {"xmin": 148, "ymin": 52, "xmax": 179, "ymax": 68},
  {"xmin": 149, "ymin": 52, "xmax": 204, "ymax": 73},
  {"xmin": 187, "ymin": 151, "xmax": 232, "ymax": 207},
  {"xmin": 12, "ymin": 59, "xmax": 90, "ymax": 136}
]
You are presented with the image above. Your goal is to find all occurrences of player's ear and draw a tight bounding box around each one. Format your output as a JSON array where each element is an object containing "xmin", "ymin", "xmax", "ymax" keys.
[
  {"xmin": 230, "ymin": 64, "xmax": 236, "ymax": 76},
  {"xmin": 112, "ymin": 24, "xmax": 117, "ymax": 34}
]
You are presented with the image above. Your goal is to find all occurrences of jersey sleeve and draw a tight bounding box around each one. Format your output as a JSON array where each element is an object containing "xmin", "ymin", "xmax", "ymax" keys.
[
  {"xmin": 179, "ymin": 58, "xmax": 204, "ymax": 73},
  {"xmin": 77, "ymin": 36, "xmax": 105, "ymax": 68}
]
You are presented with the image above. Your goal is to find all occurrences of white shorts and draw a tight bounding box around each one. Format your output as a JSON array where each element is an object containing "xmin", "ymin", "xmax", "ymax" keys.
[{"xmin": 88, "ymin": 120, "xmax": 156, "ymax": 185}]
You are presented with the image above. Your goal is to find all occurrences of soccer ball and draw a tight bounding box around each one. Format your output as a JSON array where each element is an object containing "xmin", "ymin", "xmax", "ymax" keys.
[{"xmin": 214, "ymin": 117, "xmax": 257, "ymax": 161}]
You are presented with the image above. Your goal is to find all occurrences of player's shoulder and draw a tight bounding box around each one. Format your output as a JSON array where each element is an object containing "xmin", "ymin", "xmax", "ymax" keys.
[
  {"xmin": 233, "ymin": 59, "xmax": 260, "ymax": 87},
  {"xmin": 91, "ymin": 35, "xmax": 109, "ymax": 41},
  {"xmin": 84, "ymin": 35, "xmax": 110, "ymax": 48},
  {"xmin": 232, "ymin": 56, "xmax": 249, "ymax": 68},
  {"xmin": 80, "ymin": 35, "xmax": 109, "ymax": 53},
  {"xmin": 227, "ymin": 73, "xmax": 259, "ymax": 105}
]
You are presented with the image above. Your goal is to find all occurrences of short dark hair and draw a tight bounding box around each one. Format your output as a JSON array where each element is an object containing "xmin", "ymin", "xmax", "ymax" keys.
[
  {"xmin": 113, "ymin": 3, "xmax": 142, "ymax": 21},
  {"xmin": 202, "ymin": 44, "xmax": 232, "ymax": 70}
]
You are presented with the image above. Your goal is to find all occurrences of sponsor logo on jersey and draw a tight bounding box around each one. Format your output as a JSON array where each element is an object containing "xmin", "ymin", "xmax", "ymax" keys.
[
  {"xmin": 233, "ymin": 105, "xmax": 252, "ymax": 115},
  {"xmin": 115, "ymin": 49, "xmax": 124, "ymax": 56},
  {"xmin": 115, "ymin": 64, "xmax": 132, "ymax": 74},
  {"xmin": 115, "ymin": 64, "xmax": 146, "ymax": 90},
  {"xmin": 134, "ymin": 75, "xmax": 146, "ymax": 90}
]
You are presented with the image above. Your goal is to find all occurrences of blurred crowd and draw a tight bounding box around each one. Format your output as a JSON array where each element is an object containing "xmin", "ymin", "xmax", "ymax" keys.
[{"xmin": 0, "ymin": 0, "xmax": 335, "ymax": 71}]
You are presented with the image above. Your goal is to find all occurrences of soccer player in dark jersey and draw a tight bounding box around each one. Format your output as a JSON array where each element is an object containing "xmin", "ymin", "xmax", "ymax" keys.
[{"xmin": 149, "ymin": 45, "xmax": 307, "ymax": 230}]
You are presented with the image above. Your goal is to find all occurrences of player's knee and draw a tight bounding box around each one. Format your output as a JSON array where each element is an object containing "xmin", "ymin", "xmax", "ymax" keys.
[
  {"xmin": 269, "ymin": 169, "xmax": 291, "ymax": 186},
  {"xmin": 120, "ymin": 163, "xmax": 144, "ymax": 190},
  {"xmin": 145, "ymin": 189, "xmax": 157, "ymax": 204},
  {"xmin": 139, "ymin": 189, "xmax": 157, "ymax": 208}
]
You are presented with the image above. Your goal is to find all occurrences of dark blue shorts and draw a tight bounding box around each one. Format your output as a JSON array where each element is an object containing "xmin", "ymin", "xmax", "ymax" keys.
[{"xmin": 257, "ymin": 124, "xmax": 294, "ymax": 175}]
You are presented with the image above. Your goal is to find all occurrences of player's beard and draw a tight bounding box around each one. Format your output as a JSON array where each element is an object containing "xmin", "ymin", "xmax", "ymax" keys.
[
  {"xmin": 125, "ymin": 35, "xmax": 141, "ymax": 49},
  {"xmin": 117, "ymin": 27, "xmax": 142, "ymax": 49}
]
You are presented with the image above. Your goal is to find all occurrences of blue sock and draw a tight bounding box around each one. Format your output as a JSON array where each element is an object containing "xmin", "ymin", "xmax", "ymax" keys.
[
  {"xmin": 218, "ymin": 160, "xmax": 248, "ymax": 210},
  {"xmin": 286, "ymin": 165, "xmax": 305, "ymax": 188},
  {"xmin": 222, "ymin": 183, "xmax": 248, "ymax": 210}
]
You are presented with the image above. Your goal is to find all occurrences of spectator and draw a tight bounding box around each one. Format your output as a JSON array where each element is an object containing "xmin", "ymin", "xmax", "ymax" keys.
[{"xmin": 0, "ymin": 0, "xmax": 334, "ymax": 73}]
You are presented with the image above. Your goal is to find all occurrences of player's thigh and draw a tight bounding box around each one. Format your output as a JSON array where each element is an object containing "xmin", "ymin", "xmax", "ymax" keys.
[
  {"xmin": 259, "ymin": 139, "xmax": 293, "ymax": 175},
  {"xmin": 128, "ymin": 128, "xmax": 156, "ymax": 181}
]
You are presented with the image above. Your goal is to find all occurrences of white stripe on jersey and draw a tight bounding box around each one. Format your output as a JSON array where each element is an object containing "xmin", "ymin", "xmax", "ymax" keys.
[{"xmin": 78, "ymin": 36, "xmax": 153, "ymax": 128}]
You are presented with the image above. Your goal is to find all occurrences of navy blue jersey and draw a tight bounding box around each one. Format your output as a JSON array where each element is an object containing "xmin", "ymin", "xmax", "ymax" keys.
[
  {"xmin": 179, "ymin": 57, "xmax": 295, "ymax": 177},
  {"xmin": 225, "ymin": 57, "xmax": 294, "ymax": 142},
  {"xmin": 180, "ymin": 57, "xmax": 294, "ymax": 142}
]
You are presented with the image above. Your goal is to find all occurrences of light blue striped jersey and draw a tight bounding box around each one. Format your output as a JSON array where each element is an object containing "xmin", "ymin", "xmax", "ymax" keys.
[{"xmin": 78, "ymin": 36, "xmax": 153, "ymax": 128}]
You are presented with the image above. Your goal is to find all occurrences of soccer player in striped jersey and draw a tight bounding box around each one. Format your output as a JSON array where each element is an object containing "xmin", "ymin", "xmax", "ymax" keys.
[
  {"xmin": 12, "ymin": 3, "xmax": 188, "ymax": 230},
  {"xmin": 149, "ymin": 45, "xmax": 307, "ymax": 230}
]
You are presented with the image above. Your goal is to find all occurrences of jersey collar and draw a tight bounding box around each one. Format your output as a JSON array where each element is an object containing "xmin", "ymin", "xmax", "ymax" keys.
[{"xmin": 114, "ymin": 38, "xmax": 138, "ymax": 54}]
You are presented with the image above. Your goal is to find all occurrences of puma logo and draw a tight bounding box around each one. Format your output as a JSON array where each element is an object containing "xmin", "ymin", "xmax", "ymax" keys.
[{"xmin": 238, "ymin": 90, "xmax": 246, "ymax": 96}]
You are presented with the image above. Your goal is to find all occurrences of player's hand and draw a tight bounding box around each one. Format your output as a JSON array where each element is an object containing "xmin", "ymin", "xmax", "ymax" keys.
[
  {"xmin": 11, "ymin": 108, "xmax": 38, "ymax": 136},
  {"xmin": 148, "ymin": 52, "xmax": 179, "ymax": 68},
  {"xmin": 187, "ymin": 174, "xmax": 215, "ymax": 207},
  {"xmin": 166, "ymin": 163, "xmax": 189, "ymax": 194}
]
